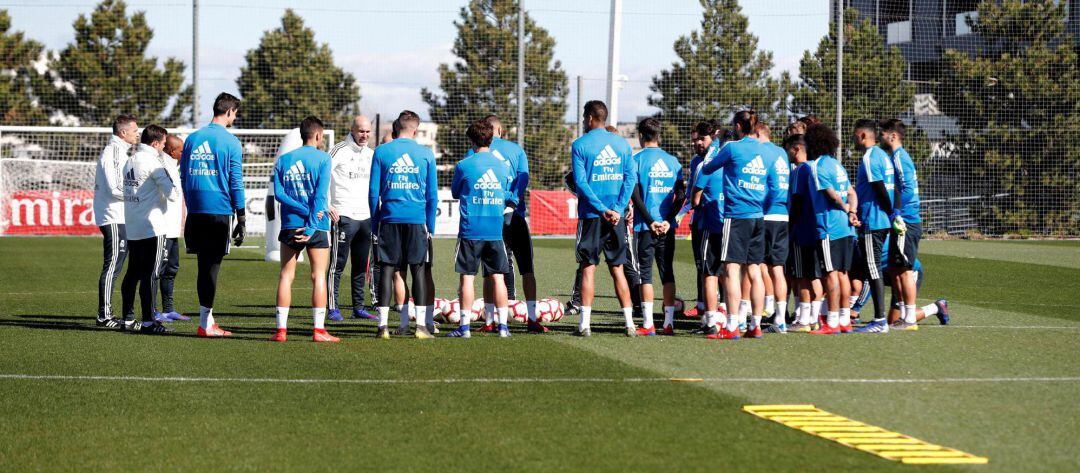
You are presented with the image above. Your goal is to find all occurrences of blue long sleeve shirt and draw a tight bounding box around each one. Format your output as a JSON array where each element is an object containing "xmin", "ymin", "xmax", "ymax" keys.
[
  {"xmin": 272, "ymin": 145, "xmax": 331, "ymax": 235},
  {"xmin": 761, "ymin": 141, "xmax": 790, "ymax": 218},
  {"xmin": 452, "ymin": 151, "xmax": 515, "ymax": 240},
  {"xmin": 466, "ymin": 137, "xmax": 529, "ymax": 218},
  {"xmin": 634, "ymin": 147, "xmax": 683, "ymax": 232},
  {"xmin": 368, "ymin": 138, "xmax": 439, "ymax": 233},
  {"xmin": 700, "ymin": 136, "xmax": 770, "ymax": 219},
  {"xmin": 570, "ymin": 128, "xmax": 635, "ymax": 219},
  {"xmin": 891, "ymin": 146, "xmax": 921, "ymax": 223},
  {"xmin": 180, "ymin": 123, "xmax": 245, "ymax": 215},
  {"xmin": 854, "ymin": 145, "xmax": 896, "ymax": 231}
]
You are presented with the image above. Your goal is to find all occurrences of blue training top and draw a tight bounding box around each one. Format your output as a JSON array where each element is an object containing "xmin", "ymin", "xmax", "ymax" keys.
[
  {"xmin": 790, "ymin": 162, "xmax": 819, "ymax": 245},
  {"xmin": 452, "ymin": 151, "xmax": 516, "ymax": 241},
  {"xmin": 272, "ymin": 145, "xmax": 331, "ymax": 235},
  {"xmin": 570, "ymin": 128, "xmax": 635, "ymax": 219},
  {"xmin": 855, "ymin": 145, "xmax": 896, "ymax": 231},
  {"xmin": 180, "ymin": 123, "xmax": 245, "ymax": 215},
  {"xmin": 699, "ymin": 136, "xmax": 771, "ymax": 219},
  {"xmin": 634, "ymin": 147, "xmax": 683, "ymax": 232},
  {"xmin": 809, "ymin": 154, "xmax": 852, "ymax": 241},
  {"xmin": 891, "ymin": 146, "xmax": 921, "ymax": 223},
  {"xmin": 465, "ymin": 137, "xmax": 529, "ymax": 218},
  {"xmin": 761, "ymin": 141, "xmax": 790, "ymax": 218},
  {"xmin": 369, "ymin": 138, "xmax": 439, "ymax": 234}
]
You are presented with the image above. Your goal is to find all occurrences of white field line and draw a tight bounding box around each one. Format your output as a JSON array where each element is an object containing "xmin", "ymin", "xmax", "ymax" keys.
[{"xmin": 0, "ymin": 373, "xmax": 1078, "ymax": 385}]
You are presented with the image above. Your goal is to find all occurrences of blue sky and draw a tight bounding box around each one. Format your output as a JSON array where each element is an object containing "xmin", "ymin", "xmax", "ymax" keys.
[{"xmin": 4, "ymin": 0, "xmax": 829, "ymax": 125}]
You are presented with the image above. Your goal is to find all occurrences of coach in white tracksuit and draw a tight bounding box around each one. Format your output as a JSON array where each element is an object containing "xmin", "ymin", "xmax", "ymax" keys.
[
  {"xmin": 94, "ymin": 115, "xmax": 139, "ymax": 327},
  {"xmin": 119, "ymin": 125, "xmax": 178, "ymax": 333},
  {"xmin": 326, "ymin": 116, "xmax": 375, "ymax": 319}
]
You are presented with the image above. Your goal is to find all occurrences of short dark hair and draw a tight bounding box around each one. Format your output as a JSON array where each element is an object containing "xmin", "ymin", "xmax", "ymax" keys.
[
  {"xmin": 390, "ymin": 118, "xmax": 402, "ymax": 139},
  {"xmin": 638, "ymin": 117, "xmax": 661, "ymax": 143},
  {"xmin": 398, "ymin": 110, "xmax": 420, "ymax": 130},
  {"xmin": 140, "ymin": 124, "xmax": 167, "ymax": 145},
  {"xmin": 300, "ymin": 116, "xmax": 324, "ymax": 142},
  {"xmin": 804, "ymin": 124, "xmax": 839, "ymax": 159},
  {"xmin": 782, "ymin": 133, "xmax": 805, "ymax": 151},
  {"xmin": 716, "ymin": 127, "xmax": 735, "ymax": 143},
  {"xmin": 466, "ymin": 118, "xmax": 494, "ymax": 148},
  {"xmin": 853, "ymin": 118, "xmax": 878, "ymax": 135},
  {"xmin": 212, "ymin": 93, "xmax": 241, "ymax": 116},
  {"xmin": 692, "ymin": 121, "xmax": 716, "ymax": 138},
  {"xmin": 483, "ymin": 114, "xmax": 501, "ymax": 127},
  {"xmin": 879, "ymin": 118, "xmax": 906, "ymax": 139},
  {"xmin": 732, "ymin": 110, "xmax": 759, "ymax": 136},
  {"xmin": 112, "ymin": 114, "xmax": 137, "ymax": 135},
  {"xmin": 797, "ymin": 115, "xmax": 821, "ymax": 127},
  {"xmin": 584, "ymin": 100, "xmax": 608, "ymax": 123}
]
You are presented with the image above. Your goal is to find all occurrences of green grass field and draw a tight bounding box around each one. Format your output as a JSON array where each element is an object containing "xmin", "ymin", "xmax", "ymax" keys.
[{"xmin": 1, "ymin": 237, "xmax": 1078, "ymax": 472}]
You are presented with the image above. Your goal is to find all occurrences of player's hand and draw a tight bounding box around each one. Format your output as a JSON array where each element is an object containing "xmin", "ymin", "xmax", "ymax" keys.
[
  {"xmin": 503, "ymin": 207, "xmax": 514, "ymax": 227},
  {"xmin": 232, "ymin": 211, "xmax": 247, "ymax": 246},
  {"xmin": 328, "ymin": 206, "xmax": 339, "ymax": 222},
  {"xmin": 650, "ymin": 221, "xmax": 665, "ymax": 236},
  {"xmin": 660, "ymin": 221, "xmax": 671, "ymax": 234},
  {"xmin": 604, "ymin": 210, "xmax": 620, "ymax": 225},
  {"xmin": 292, "ymin": 228, "xmax": 310, "ymax": 244},
  {"xmin": 891, "ymin": 213, "xmax": 907, "ymax": 235},
  {"xmin": 848, "ymin": 211, "xmax": 860, "ymax": 227}
]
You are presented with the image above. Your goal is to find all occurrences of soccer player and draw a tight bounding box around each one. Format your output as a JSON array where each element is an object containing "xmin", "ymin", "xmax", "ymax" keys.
[
  {"xmin": 94, "ymin": 114, "xmax": 138, "ymax": 328},
  {"xmin": 784, "ymin": 133, "xmax": 821, "ymax": 332},
  {"xmin": 156, "ymin": 134, "xmax": 187, "ymax": 322},
  {"xmin": 628, "ymin": 118, "xmax": 683, "ymax": 336},
  {"xmin": 180, "ymin": 92, "xmax": 245, "ymax": 338},
  {"xmin": 804, "ymin": 124, "xmax": 856, "ymax": 334},
  {"xmin": 681, "ymin": 121, "xmax": 718, "ymax": 320},
  {"xmin": 326, "ymin": 116, "xmax": 376, "ymax": 322},
  {"xmin": 120, "ymin": 125, "xmax": 177, "ymax": 334},
  {"xmin": 850, "ymin": 119, "xmax": 896, "ymax": 334},
  {"xmin": 270, "ymin": 117, "xmax": 337, "ymax": 343},
  {"xmin": 369, "ymin": 111, "xmax": 439, "ymax": 339},
  {"xmin": 880, "ymin": 118, "xmax": 923, "ymax": 330},
  {"xmin": 447, "ymin": 119, "xmax": 517, "ymax": 338},
  {"xmin": 570, "ymin": 100, "xmax": 636, "ymax": 337},
  {"xmin": 754, "ymin": 122, "xmax": 791, "ymax": 332},
  {"xmin": 698, "ymin": 110, "xmax": 772, "ymax": 339}
]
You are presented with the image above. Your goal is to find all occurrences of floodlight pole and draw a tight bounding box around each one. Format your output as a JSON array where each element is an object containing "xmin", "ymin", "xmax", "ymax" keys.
[
  {"xmin": 192, "ymin": 0, "xmax": 200, "ymax": 125},
  {"xmin": 517, "ymin": 0, "xmax": 526, "ymax": 148},
  {"xmin": 606, "ymin": 0, "xmax": 623, "ymax": 125},
  {"xmin": 836, "ymin": 0, "xmax": 844, "ymax": 157}
]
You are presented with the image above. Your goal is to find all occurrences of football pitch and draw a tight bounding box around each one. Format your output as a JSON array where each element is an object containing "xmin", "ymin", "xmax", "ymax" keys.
[{"xmin": 1, "ymin": 237, "xmax": 1078, "ymax": 472}]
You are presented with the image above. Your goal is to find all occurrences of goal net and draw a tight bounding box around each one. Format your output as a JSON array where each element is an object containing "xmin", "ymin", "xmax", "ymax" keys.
[{"xmin": 0, "ymin": 126, "xmax": 331, "ymax": 237}]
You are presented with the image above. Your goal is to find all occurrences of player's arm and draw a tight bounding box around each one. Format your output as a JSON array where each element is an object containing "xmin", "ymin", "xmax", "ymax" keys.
[
  {"xmin": 450, "ymin": 164, "xmax": 464, "ymax": 200},
  {"xmin": 699, "ymin": 145, "xmax": 731, "ymax": 176},
  {"xmin": 272, "ymin": 164, "xmax": 309, "ymax": 216},
  {"xmin": 665, "ymin": 177, "xmax": 687, "ymax": 222},
  {"xmin": 615, "ymin": 151, "xmax": 637, "ymax": 212},
  {"xmin": 368, "ymin": 154, "xmax": 382, "ymax": 231},
  {"xmin": 563, "ymin": 171, "xmax": 576, "ymax": 193},
  {"xmin": 304, "ymin": 157, "xmax": 331, "ymax": 236},
  {"xmin": 151, "ymin": 162, "xmax": 177, "ymax": 202},
  {"xmin": 102, "ymin": 149, "xmax": 125, "ymax": 199},
  {"xmin": 864, "ymin": 154, "xmax": 894, "ymax": 214},
  {"xmin": 571, "ymin": 146, "xmax": 609, "ymax": 214},
  {"xmin": 513, "ymin": 149, "xmax": 530, "ymax": 204},
  {"xmin": 812, "ymin": 162, "xmax": 845, "ymax": 210},
  {"xmin": 630, "ymin": 184, "xmax": 654, "ymax": 226},
  {"xmin": 425, "ymin": 155, "xmax": 438, "ymax": 235},
  {"xmin": 891, "ymin": 154, "xmax": 906, "ymax": 209},
  {"xmin": 227, "ymin": 139, "xmax": 245, "ymax": 212}
]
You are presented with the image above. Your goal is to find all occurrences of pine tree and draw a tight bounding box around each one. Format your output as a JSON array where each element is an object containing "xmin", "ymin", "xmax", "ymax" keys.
[
  {"xmin": 422, "ymin": 0, "xmax": 570, "ymax": 188},
  {"xmin": 938, "ymin": 0, "xmax": 1079, "ymax": 235},
  {"xmin": 0, "ymin": 10, "xmax": 47, "ymax": 125},
  {"xmin": 236, "ymin": 9, "xmax": 360, "ymax": 136},
  {"xmin": 40, "ymin": 0, "xmax": 190, "ymax": 126},
  {"xmin": 648, "ymin": 0, "xmax": 784, "ymax": 158}
]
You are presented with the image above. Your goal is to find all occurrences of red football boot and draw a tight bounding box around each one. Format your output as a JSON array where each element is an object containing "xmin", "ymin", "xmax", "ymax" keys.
[
  {"xmin": 810, "ymin": 324, "xmax": 839, "ymax": 335},
  {"xmin": 743, "ymin": 326, "xmax": 763, "ymax": 339},
  {"xmin": 526, "ymin": 320, "xmax": 550, "ymax": 333},
  {"xmin": 269, "ymin": 329, "xmax": 287, "ymax": 342},
  {"xmin": 197, "ymin": 324, "xmax": 231, "ymax": 338},
  {"xmin": 661, "ymin": 325, "xmax": 675, "ymax": 336},
  {"xmin": 312, "ymin": 328, "xmax": 340, "ymax": 343}
]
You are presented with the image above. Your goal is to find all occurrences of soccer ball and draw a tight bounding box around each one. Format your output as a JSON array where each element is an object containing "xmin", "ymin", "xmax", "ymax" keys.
[
  {"xmin": 444, "ymin": 299, "xmax": 462, "ymax": 324},
  {"xmin": 471, "ymin": 297, "xmax": 486, "ymax": 315},
  {"xmin": 433, "ymin": 298, "xmax": 452, "ymax": 323},
  {"xmin": 508, "ymin": 299, "xmax": 528, "ymax": 323},
  {"xmin": 537, "ymin": 298, "xmax": 564, "ymax": 322}
]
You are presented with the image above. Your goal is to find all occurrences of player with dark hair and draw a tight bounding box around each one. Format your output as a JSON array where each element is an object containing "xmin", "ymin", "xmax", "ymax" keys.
[
  {"xmin": 626, "ymin": 117, "xmax": 684, "ymax": 335},
  {"xmin": 156, "ymin": 134, "xmax": 187, "ymax": 322},
  {"xmin": 369, "ymin": 110, "xmax": 439, "ymax": 339},
  {"xmin": 120, "ymin": 125, "xmax": 177, "ymax": 334},
  {"xmin": 850, "ymin": 119, "xmax": 896, "ymax": 334},
  {"xmin": 784, "ymin": 133, "xmax": 821, "ymax": 332},
  {"xmin": 699, "ymin": 110, "xmax": 773, "ymax": 339},
  {"xmin": 803, "ymin": 123, "xmax": 857, "ymax": 334},
  {"xmin": 180, "ymin": 92, "xmax": 244, "ymax": 338},
  {"xmin": 326, "ymin": 116, "xmax": 376, "ymax": 322},
  {"xmin": 270, "ymin": 117, "xmax": 337, "ymax": 343},
  {"xmin": 447, "ymin": 119, "xmax": 517, "ymax": 338},
  {"xmin": 570, "ymin": 100, "xmax": 636, "ymax": 337},
  {"xmin": 678, "ymin": 120, "xmax": 718, "ymax": 321},
  {"xmin": 879, "ymin": 118, "xmax": 923, "ymax": 330},
  {"xmin": 754, "ymin": 122, "xmax": 791, "ymax": 332},
  {"xmin": 94, "ymin": 114, "xmax": 138, "ymax": 328}
]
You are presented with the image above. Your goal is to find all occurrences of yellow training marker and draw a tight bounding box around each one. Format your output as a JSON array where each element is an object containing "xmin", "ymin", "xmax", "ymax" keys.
[{"xmin": 743, "ymin": 405, "xmax": 988, "ymax": 465}]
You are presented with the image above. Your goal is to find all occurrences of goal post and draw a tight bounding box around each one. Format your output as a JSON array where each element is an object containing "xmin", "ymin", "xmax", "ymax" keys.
[{"xmin": 0, "ymin": 126, "xmax": 332, "ymax": 239}]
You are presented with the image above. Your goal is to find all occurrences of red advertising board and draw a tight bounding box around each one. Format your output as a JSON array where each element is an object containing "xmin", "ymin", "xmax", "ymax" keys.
[{"xmin": 2, "ymin": 190, "xmax": 98, "ymax": 235}]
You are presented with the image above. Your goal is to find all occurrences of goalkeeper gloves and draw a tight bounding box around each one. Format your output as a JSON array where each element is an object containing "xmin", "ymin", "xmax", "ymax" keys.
[
  {"xmin": 503, "ymin": 207, "xmax": 515, "ymax": 227},
  {"xmin": 890, "ymin": 211, "xmax": 906, "ymax": 236},
  {"xmin": 232, "ymin": 209, "xmax": 247, "ymax": 247}
]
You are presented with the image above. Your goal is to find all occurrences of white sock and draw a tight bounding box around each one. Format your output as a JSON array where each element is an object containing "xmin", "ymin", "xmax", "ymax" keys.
[
  {"xmin": 526, "ymin": 300, "xmax": 537, "ymax": 322},
  {"xmin": 827, "ymin": 311, "xmax": 839, "ymax": 328},
  {"xmin": 739, "ymin": 300, "xmax": 751, "ymax": 317},
  {"xmin": 275, "ymin": 306, "xmax": 289, "ymax": 330},
  {"xmin": 497, "ymin": 307, "xmax": 509, "ymax": 326},
  {"xmin": 642, "ymin": 302, "xmax": 655, "ymax": 328},
  {"xmin": 579, "ymin": 306, "xmax": 592, "ymax": 331},
  {"xmin": 460, "ymin": 309, "xmax": 472, "ymax": 328},
  {"xmin": 904, "ymin": 305, "xmax": 918, "ymax": 324},
  {"xmin": 727, "ymin": 312, "xmax": 740, "ymax": 332},
  {"xmin": 415, "ymin": 306, "xmax": 428, "ymax": 327},
  {"xmin": 378, "ymin": 306, "xmax": 390, "ymax": 327},
  {"xmin": 751, "ymin": 314, "xmax": 761, "ymax": 329},
  {"xmin": 485, "ymin": 304, "xmax": 496, "ymax": 325},
  {"xmin": 622, "ymin": 307, "xmax": 634, "ymax": 328},
  {"xmin": 764, "ymin": 295, "xmax": 776, "ymax": 317},
  {"xmin": 663, "ymin": 306, "xmax": 675, "ymax": 327},
  {"xmin": 922, "ymin": 303, "xmax": 938, "ymax": 317},
  {"xmin": 313, "ymin": 307, "xmax": 326, "ymax": 330},
  {"xmin": 811, "ymin": 300, "xmax": 823, "ymax": 324},
  {"xmin": 396, "ymin": 303, "xmax": 403, "ymax": 313},
  {"xmin": 798, "ymin": 302, "xmax": 812, "ymax": 325},
  {"xmin": 776, "ymin": 301, "xmax": 788, "ymax": 325},
  {"xmin": 199, "ymin": 306, "xmax": 213, "ymax": 330},
  {"xmin": 840, "ymin": 308, "xmax": 851, "ymax": 326},
  {"xmin": 705, "ymin": 311, "xmax": 719, "ymax": 328},
  {"xmin": 848, "ymin": 295, "xmax": 859, "ymax": 307}
]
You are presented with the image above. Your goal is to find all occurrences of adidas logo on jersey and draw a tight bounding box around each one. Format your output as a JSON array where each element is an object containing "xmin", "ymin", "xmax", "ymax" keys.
[
  {"xmin": 389, "ymin": 154, "xmax": 420, "ymax": 174},
  {"xmin": 474, "ymin": 169, "xmax": 504, "ymax": 190},
  {"xmin": 648, "ymin": 159, "xmax": 674, "ymax": 178},
  {"xmin": 594, "ymin": 145, "xmax": 621, "ymax": 166},
  {"xmin": 283, "ymin": 160, "xmax": 309, "ymax": 182},
  {"xmin": 741, "ymin": 156, "xmax": 768, "ymax": 176},
  {"xmin": 190, "ymin": 141, "xmax": 214, "ymax": 161}
]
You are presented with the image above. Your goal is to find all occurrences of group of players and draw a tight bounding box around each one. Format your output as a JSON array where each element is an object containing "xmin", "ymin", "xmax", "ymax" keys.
[{"xmin": 91, "ymin": 92, "xmax": 949, "ymax": 341}]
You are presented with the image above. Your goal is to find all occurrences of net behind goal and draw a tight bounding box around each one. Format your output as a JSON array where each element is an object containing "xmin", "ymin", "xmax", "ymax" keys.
[{"xmin": 0, "ymin": 126, "xmax": 331, "ymax": 237}]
